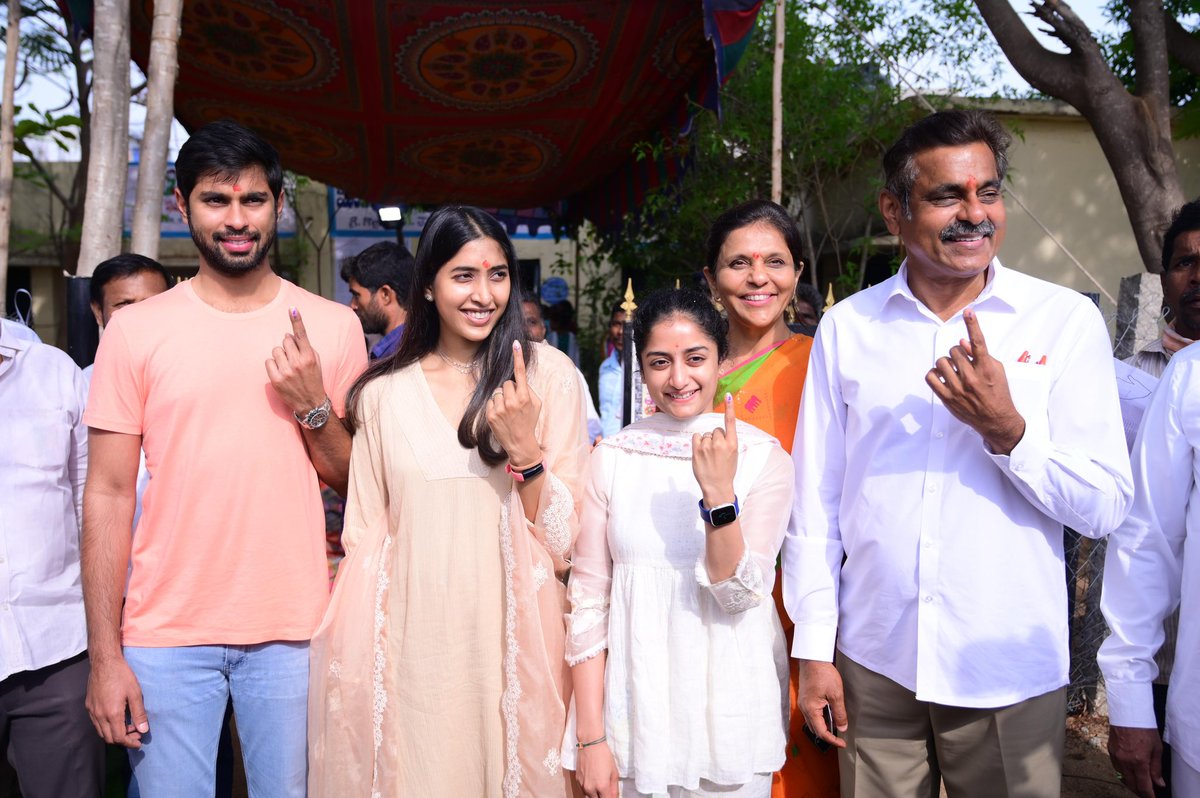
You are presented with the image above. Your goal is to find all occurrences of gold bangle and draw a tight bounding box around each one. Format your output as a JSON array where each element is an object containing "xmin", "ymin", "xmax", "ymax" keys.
[{"xmin": 576, "ymin": 734, "xmax": 606, "ymax": 749}]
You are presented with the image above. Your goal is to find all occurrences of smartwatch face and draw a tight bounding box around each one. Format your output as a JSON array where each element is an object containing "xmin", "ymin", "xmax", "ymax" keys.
[{"xmin": 709, "ymin": 503, "xmax": 738, "ymax": 527}]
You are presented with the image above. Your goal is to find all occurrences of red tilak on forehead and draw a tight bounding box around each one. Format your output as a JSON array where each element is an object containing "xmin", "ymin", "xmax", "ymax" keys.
[
  {"xmin": 482, "ymin": 259, "xmax": 490, "ymax": 268},
  {"xmin": 752, "ymin": 252, "xmax": 761, "ymax": 260},
  {"xmin": 965, "ymin": 176, "xmax": 977, "ymax": 192},
  {"xmin": 232, "ymin": 184, "xmax": 241, "ymax": 192}
]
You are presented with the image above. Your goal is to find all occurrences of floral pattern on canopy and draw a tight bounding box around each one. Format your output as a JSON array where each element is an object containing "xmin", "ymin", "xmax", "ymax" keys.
[{"xmin": 126, "ymin": 0, "xmax": 762, "ymax": 226}]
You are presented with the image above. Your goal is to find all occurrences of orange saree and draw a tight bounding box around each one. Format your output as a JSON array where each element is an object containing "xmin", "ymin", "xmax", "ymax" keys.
[{"xmin": 717, "ymin": 333, "xmax": 840, "ymax": 798}]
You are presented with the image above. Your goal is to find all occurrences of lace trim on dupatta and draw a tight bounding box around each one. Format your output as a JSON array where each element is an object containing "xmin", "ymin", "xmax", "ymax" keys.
[
  {"xmin": 370, "ymin": 536, "xmax": 392, "ymax": 798},
  {"xmin": 499, "ymin": 498, "xmax": 524, "ymax": 798}
]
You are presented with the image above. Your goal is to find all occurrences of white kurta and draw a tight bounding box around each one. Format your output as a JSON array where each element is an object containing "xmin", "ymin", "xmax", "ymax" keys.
[{"xmin": 563, "ymin": 412, "xmax": 791, "ymax": 795}]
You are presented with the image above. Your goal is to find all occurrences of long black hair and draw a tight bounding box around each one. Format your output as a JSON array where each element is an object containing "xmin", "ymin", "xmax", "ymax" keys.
[{"xmin": 346, "ymin": 206, "xmax": 533, "ymax": 465}]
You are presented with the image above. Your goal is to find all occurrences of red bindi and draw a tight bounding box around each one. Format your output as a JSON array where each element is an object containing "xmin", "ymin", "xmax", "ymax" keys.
[
  {"xmin": 232, "ymin": 184, "xmax": 241, "ymax": 192},
  {"xmin": 482, "ymin": 259, "xmax": 490, "ymax": 268},
  {"xmin": 752, "ymin": 252, "xmax": 761, "ymax": 260}
]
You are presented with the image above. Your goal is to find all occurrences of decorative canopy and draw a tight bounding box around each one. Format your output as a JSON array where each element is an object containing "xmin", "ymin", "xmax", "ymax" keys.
[{"xmin": 125, "ymin": 0, "xmax": 761, "ymax": 225}]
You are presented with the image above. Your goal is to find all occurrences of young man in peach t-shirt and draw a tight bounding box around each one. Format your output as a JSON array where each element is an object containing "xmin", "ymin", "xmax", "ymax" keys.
[{"xmin": 81, "ymin": 121, "xmax": 367, "ymax": 796}]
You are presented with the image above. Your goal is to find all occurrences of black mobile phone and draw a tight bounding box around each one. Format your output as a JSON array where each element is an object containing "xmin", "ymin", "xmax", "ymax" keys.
[{"xmin": 801, "ymin": 705, "xmax": 837, "ymax": 753}]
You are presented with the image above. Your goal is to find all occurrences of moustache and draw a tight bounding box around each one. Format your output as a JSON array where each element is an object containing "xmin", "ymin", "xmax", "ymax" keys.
[
  {"xmin": 940, "ymin": 219, "xmax": 996, "ymax": 242},
  {"xmin": 213, "ymin": 228, "xmax": 260, "ymax": 243},
  {"xmin": 1181, "ymin": 286, "xmax": 1200, "ymax": 306}
]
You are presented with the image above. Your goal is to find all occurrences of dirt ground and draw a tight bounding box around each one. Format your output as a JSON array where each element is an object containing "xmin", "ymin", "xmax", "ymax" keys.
[{"xmin": 1063, "ymin": 713, "xmax": 1127, "ymax": 798}]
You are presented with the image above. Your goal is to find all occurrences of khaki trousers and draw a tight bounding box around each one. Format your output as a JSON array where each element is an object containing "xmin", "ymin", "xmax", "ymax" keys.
[{"xmin": 836, "ymin": 653, "xmax": 1065, "ymax": 798}]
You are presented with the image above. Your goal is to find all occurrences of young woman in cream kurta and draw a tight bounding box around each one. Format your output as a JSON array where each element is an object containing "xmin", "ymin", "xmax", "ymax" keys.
[
  {"xmin": 566, "ymin": 289, "xmax": 792, "ymax": 798},
  {"xmin": 308, "ymin": 206, "xmax": 586, "ymax": 797}
]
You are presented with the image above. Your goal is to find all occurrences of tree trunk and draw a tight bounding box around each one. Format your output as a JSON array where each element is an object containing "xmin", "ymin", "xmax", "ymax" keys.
[
  {"xmin": 130, "ymin": 0, "xmax": 181, "ymax": 259},
  {"xmin": 0, "ymin": 0, "xmax": 20, "ymax": 316},
  {"xmin": 770, "ymin": 0, "xmax": 784, "ymax": 204},
  {"xmin": 77, "ymin": 0, "xmax": 130, "ymax": 276},
  {"xmin": 972, "ymin": 0, "xmax": 1184, "ymax": 273}
]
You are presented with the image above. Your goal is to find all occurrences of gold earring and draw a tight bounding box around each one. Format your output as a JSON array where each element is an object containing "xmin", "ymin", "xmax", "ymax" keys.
[{"xmin": 710, "ymin": 294, "xmax": 723, "ymax": 312}]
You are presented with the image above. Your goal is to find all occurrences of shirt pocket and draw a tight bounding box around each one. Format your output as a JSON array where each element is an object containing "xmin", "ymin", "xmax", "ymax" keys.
[
  {"xmin": 1004, "ymin": 362, "xmax": 1052, "ymax": 440},
  {"xmin": 0, "ymin": 408, "xmax": 71, "ymax": 474}
]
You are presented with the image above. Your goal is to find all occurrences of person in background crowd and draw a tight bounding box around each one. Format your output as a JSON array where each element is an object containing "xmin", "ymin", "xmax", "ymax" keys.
[
  {"xmin": 597, "ymin": 303, "xmax": 626, "ymax": 438},
  {"xmin": 1100, "ymin": 200, "xmax": 1200, "ymax": 798},
  {"xmin": 0, "ymin": 319, "xmax": 101, "ymax": 798},
  {"xmin": 792, "ymin": 282, "xmax": 823, "ymax": 330},
  {"xmin": 82, "ymin": 120, "xmax": 366, "ymax": 796},
  {"xmin": 546, "ymin": 297, "xmax": 581, "ymax": 366},
  {"xmin": 703, "ymin": 199, "xmax": 836, "ymax": 797},
  {"xmin": 87, "ymin": 255, "xmax": 173, "ymax": 346},
  {"xmin": 341, "ymin": 240, "xmax": 415, "ymax": 360},
  {"xmin": 308, "ymin": 205, "xmax": 586, "ymax": 796},
  {"xmin": 1127, "ymin": 200, "xmax": 1200, "ymax": 380},
  {"xmin": 524, "ymin": 298, "xmax": 602, "ymax": 443},
  {"xmin": 786, "ymin": 109, "xmax": 1132, "ymax": 797},
  {"xmin": 567, "ymin": 288, "xmax": 791, "ymax": 798}
]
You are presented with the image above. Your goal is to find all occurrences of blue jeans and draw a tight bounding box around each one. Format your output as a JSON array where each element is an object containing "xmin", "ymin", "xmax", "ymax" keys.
[{"xmin": 124, "ymin": 641, "xmax": 308, "ymax": 798}]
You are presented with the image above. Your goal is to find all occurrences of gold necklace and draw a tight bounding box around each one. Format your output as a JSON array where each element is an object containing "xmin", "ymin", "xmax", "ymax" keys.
[{"xmin": 436, "ymin": 349, "xmax": 476, "ymax": 375}]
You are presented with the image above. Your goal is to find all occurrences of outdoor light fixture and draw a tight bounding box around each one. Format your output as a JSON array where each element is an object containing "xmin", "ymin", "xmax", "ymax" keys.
[{"xmin": 375, "ymin": 205, "xmax": 403, "ymax": 229}]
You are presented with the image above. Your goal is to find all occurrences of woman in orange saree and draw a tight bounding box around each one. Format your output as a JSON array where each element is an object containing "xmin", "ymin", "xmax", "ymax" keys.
[{"xmin": 706, "ymin": 200, "xmax": 839, "ymax": 798}]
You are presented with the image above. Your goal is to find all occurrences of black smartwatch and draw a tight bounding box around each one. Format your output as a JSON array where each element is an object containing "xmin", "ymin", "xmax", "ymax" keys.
[{"xmin": 698, "ymin": 496, "xmax": 740, "ymax": 528}]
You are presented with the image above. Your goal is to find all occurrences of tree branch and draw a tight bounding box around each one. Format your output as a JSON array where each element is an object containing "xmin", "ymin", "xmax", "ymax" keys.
[
  {"xmin": 972, "ymin": 0, "xmax": 1079, "ymax": 100},
  {"xmin": 1165, "ymin": 11, "xmax": 1200, "ymax": 77},
  {"xmin": 1129, "ymin": 0, "xmax": 1170, "ymax": 100}
]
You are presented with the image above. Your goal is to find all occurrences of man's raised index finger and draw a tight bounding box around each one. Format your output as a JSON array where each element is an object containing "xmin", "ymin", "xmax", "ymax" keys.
[
  {"xmin": 963, "ymin": 308, "xmax": 988, "ymax": 357},
  {"xmin": 288, "ymin": 307, "xmax": 310, "ymax": 344}
]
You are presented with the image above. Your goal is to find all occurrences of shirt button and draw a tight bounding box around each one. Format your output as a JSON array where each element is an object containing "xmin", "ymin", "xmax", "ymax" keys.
[
  {"xmin": 935, "ymin": 431, "xmax": 944, "ymax": 439},
  {"xmin": 923, "ymin": 540, "xmax": 934, "ymax": 548},
  {"xmin": 923, "ymin": 595, "xmax": 934, "ymax": 604},
  {"xmin": 927, "ymin": 484, "xmax": 937, "ymax": 493},
  {"xmin": 0, "ymin": 603, "xmax": 8, "ymax": 611}
]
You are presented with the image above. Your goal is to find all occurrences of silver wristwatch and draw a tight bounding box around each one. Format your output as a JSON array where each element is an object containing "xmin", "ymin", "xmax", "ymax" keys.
[{"xmin": 294, "ymin": 397, "xmax": 332, "ymax": 430}]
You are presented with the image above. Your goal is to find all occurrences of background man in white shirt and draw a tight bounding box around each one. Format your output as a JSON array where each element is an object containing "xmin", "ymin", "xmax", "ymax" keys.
[
  {"xmin": 1109, "ymin": 200, "xmax": 1200, "ymax": 798},
  {"xmin": 0, "ymin": 319, "xmax": 102, "ymax": 796},
  {"xmin": 785, "ymin": 109, "xmax": 1132, "ymax": 797},
  {"xmin": 1100, "ymin": 201, "xmax": 1200, "ymax": 798}
]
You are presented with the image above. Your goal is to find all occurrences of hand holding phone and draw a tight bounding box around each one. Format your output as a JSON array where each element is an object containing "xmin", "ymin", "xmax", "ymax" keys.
[{"xmin": 802, "ymin": 704, "xmax": 837, "ymax": 752}]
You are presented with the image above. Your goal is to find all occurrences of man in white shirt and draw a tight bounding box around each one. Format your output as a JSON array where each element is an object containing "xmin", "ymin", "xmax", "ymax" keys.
[
  {"xmin": 0, "ymin": 319, "xmax": 102, "ymax": 796},
  {"xmin": 1100, "ymin": 202, "xmax": 1200, "ymax": 798},
  {"xmin": 785, "ymin": 109, "xmax": 1132, "ymax": 796}
]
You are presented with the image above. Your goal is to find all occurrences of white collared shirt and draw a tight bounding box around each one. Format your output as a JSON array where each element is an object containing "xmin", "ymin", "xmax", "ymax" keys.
[
  {"xmin": 785, "ymin": 260, "xmax": 1132, "ymax": 707},
  {"xmin": 1100, "ymin": 345, "xmax": 1200, "ymax": 771},
  {"xmin": 0, "ymin": 331, "xmax": 89, "ymax": 680}
]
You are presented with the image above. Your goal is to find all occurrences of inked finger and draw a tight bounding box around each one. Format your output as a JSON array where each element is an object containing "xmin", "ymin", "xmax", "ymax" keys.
[
  {"xmin": 723, "ymin": 392, "xmax": 737, "ymax": 443},
  {"xmin": 511, "ymin": 340, "xmax": 527, "ymax": 388},
  {"xmin": 963, "ymin": 308, "xmax": 989, "ymax": 359},
  {"xmin": 289, "ymin": 307, "xmax": 311, "ymax": 347}
]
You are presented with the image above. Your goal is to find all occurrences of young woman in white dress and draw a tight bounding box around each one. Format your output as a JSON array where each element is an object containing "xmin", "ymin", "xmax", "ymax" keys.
[{"xmin": 565, "ymin": 288, "xmax": 792, "ymax": 798}]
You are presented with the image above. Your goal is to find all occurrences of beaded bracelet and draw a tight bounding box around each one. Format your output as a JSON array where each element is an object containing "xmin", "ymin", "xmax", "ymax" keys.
[{"xmin": 576, "ymin": 734, "xmax": 607, "ymax": 750}]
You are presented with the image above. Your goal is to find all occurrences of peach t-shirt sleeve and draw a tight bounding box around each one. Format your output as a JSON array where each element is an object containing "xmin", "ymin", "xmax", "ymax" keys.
[
  {"xmin": 329, "ymin": 316, "xmax": 367, "ymax": 417},
  {"xmin": 83, "ymin": 316, "xmax": 144, "ymax": 435}
]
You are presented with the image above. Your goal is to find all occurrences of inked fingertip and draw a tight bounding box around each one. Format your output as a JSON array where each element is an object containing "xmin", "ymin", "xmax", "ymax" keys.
[{"xmin": 725, "ymin": 392, "xmax": 733, "ymax": 405}]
